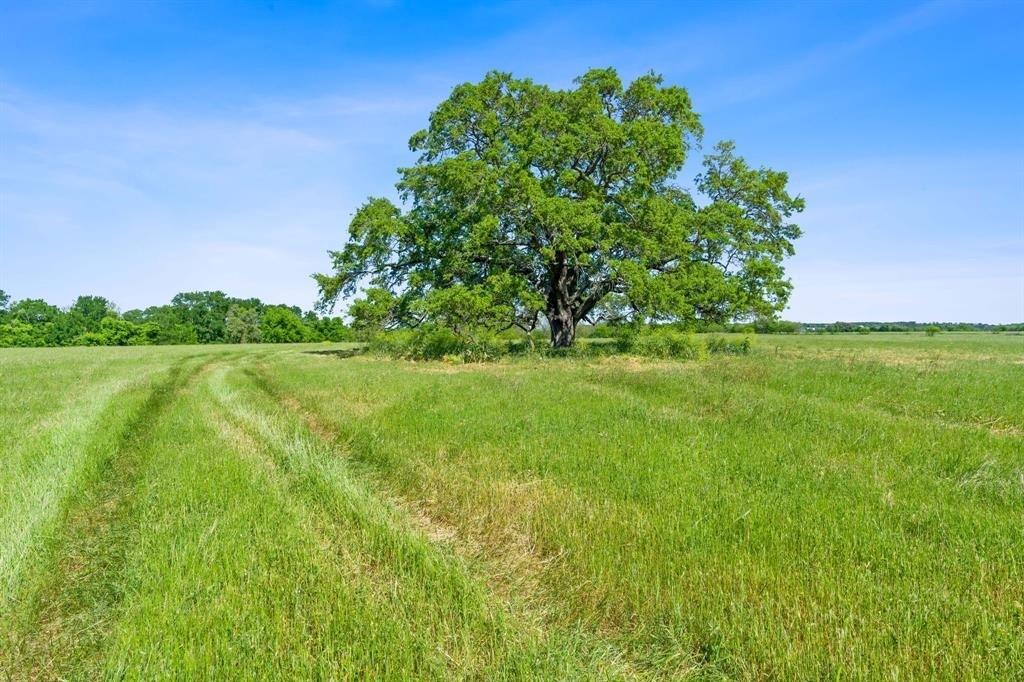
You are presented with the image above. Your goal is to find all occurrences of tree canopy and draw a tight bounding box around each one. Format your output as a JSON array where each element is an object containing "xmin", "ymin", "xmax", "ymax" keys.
[
  {"xmin": 260, "ymin": 306, "xmax": 312, "ymax": 343},
  {"xmin": 315, "ymin": 68, "xmax": 805, "ymax": 346},
  {"xmin": 225, "ymin": 304, "xmax": 263, "ymax": 343},
  {"xmin": 69, "ymin": 295, "xmax": 117, "ymax": 332}
]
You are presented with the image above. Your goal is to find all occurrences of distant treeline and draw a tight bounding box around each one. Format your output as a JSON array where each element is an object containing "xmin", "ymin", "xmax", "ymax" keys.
[
  {"xmin": 583, "ymin": 320, "xmax": 1024, "ymax": 336},
  {"xmin": 1, "ymin": 289, "xmax": 1020, "ymax": 348},
  {"xmin": 0, "ymin": 290, "xmax": 354, "ymax": 348},
  {"xmin": 800, "ymin": 321, "xmax": 1024, "ymax": 333}
]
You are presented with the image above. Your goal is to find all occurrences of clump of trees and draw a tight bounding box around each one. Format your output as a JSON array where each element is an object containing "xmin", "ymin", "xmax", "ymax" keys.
[
  {"xmin": 316, "ymin": 68, "xmax": 805, "ymax": 348},
  {"xmin": 0, "ymin": 289, "xmax": 354, "ymax": 348}
]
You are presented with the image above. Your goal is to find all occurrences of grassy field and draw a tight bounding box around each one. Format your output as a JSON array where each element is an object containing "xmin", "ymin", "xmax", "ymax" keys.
[{"xmin": 1, "ymin": 333, "xmax": 1022, "ymax": 679}]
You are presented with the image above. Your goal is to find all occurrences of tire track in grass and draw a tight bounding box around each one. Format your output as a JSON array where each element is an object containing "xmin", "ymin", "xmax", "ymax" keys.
[
  {"xmin": 2, "ymin": 357, "xmax": 211, "ymax": 680},
  {"xmin": 208, "ymin": 367, "xmax": 579, "ymax": 678},
  {"xmin": 98, "ymin": 363, "xmax": 457, "ymax": 678},
  {"xmin": 232, "ymin": 363, "xmax": 644, "ymax": 680},
  {"xmin": 0, "ymin": 365, "xmax": 166, "ymax": 609},
  {"xmin": 203, "ymin": 374, "xmax": 497, "ymax": 677}
]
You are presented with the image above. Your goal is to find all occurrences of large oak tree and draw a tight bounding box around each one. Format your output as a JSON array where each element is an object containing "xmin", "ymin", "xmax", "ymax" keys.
[{"xmin": 315, "ymin": 68, "xmax": 804, "ymax": 346}]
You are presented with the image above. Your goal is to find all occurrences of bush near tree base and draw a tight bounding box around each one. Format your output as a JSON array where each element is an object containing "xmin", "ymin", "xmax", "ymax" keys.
[
  {"xmin": 366, "ymin": 326, "xmax": 753, "ymax": 362},
  {"xmin": 367, "ymin": 326, "xmax": 506, "ymax": 362}
]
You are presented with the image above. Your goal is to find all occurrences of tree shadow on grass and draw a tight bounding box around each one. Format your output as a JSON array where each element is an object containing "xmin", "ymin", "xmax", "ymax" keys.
[{"xmin": 304, "ymin": 348, "xmax": 366, "ymax": 359}]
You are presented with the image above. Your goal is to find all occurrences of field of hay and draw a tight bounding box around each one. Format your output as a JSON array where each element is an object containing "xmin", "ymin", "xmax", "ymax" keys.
[{"xmin": 2, "ymin": 333, "xmax": 1021, "ymax": 679}]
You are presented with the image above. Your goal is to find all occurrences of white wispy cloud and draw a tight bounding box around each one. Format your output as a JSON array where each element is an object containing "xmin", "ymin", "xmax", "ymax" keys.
[
  {"xmin": 1, "ymin": 85, "xmax": 372, "ymax": 308},
  {"xmin": 701, "ymin": 0, "xmax": 965, "ymax": 108}
]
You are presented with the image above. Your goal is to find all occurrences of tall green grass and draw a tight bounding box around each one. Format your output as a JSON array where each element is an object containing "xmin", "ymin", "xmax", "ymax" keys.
[{"xmin": 1, "ymin": 334, "xmax": 1021, "ymax": 678}]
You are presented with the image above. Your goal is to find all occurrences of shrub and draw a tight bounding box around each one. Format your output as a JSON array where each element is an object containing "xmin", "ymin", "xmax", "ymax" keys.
[
  {"xmin": 370, "ymin": 326, "xmax": 753, "ymax": 362},
  {"xmin": 369, "ymin": 326, "xmax": 506, "ymax": 362},
  {"xmin": 367, "ymin": 329, "xmax": 410, "ymax": 356},
  {"xmin": 615, "ymin": 328, "xmax": 706, "ymax": 359},
  {"xmin": 0, "ymin": 320, "xmax": 43, "ymax": 347},
  {"xmin": 706, "ymin": 335, "xmax": 753, "ymax": 355},
  {"xmin": 925, "ymin": 325, "xmax": 941, "ymax": 337},
  {"xmin": 73, "ymin": 331, "xmax": 107, "ymax": 346}
]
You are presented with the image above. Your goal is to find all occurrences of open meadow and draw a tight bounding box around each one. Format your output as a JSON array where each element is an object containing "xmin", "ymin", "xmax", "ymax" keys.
[{"xmin": 1, "ymin": 333, "xmax": 1022, "ymax": 679}]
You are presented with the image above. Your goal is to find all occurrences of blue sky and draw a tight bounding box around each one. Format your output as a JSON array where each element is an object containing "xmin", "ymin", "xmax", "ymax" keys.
[{"xmin": 1, "ymin": 0, "xmax": 1021, "ymax": 322}]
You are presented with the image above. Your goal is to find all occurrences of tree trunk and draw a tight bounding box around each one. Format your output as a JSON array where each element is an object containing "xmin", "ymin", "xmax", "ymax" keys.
[
  {"xmin": 547, "ymin": 252, "xmax": 577, "ymax": 347},
  {"xmin": 549, "ymin": 308, "xmax": 576, "ymax": 347}
]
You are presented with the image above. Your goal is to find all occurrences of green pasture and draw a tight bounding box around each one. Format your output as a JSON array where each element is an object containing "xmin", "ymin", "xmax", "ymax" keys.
[{"xmin": 2, "ymin": 333, "xmax": 1021, "ymax": 679}]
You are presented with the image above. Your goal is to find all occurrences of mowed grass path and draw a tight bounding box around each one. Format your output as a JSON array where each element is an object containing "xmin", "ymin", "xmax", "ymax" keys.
[{"xmin": 1, "ymin": 334, "xmax": 1021, "ymax": 679}]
